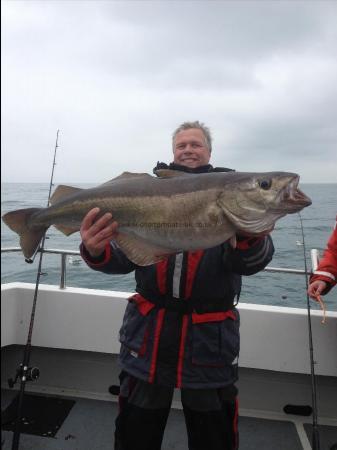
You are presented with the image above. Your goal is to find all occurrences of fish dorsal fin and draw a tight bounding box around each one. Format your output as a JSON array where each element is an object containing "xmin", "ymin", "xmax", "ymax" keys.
[
  {"xmin": 154, "ymin": 169, "xmax": 188, "ymax": 178},
  {"xmin": 50, "ymin": 185, "xmax": 83, "ymax": 205},
  {"xmin": 101, "ymin": 172, "xmax": 153, "ymax": 185},
  {"xmin": 115, "ymin": 232, "xmax": 177, "ymax": 266}
]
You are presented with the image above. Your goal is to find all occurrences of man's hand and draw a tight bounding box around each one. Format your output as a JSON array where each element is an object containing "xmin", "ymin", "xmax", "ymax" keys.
[
  {"xmin": 307, "ymin": 280, "xmax": 328, "ymax": 300},
  {"xmin": 80, "ymin": 208, "xmax": 119, "ymax": 258}
]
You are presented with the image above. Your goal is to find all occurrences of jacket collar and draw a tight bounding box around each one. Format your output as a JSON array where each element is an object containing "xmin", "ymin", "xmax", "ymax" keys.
[{"xmin": 153, "ymin": 161, "xmax": 234, "ymax": 175}]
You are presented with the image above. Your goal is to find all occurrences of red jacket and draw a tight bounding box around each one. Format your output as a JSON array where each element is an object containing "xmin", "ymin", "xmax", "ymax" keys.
[{"xmin": 310, "ymin": 216, "xmax": 337, "ymax": 294}]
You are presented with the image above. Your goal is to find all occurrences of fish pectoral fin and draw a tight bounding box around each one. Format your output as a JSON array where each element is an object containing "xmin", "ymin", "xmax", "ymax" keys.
[
  {"xmin": 50, "ymin": 185, "xmax": 83, "ymax": 205},
  {"xmin": 115, "ymin": 233, "xmax": 176, "ymax": 266},
  {"xmin": 54, "ymin": 224, "xmax": 80, "ymax": 236},
  {"xmin": 153, "ymin": 169, "xmax": 188, "ymax": 178}
]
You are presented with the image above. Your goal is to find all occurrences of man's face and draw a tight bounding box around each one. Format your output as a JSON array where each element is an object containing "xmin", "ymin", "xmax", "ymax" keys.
[{"xmin": 173, "ymin": 128, "xmax": 211, "ymax": 168}]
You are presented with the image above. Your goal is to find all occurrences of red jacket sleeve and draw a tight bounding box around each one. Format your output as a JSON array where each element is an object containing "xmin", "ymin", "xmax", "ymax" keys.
[{"xmin": 310, "ymin": 217, "xmax": 337, "ymax": 294}]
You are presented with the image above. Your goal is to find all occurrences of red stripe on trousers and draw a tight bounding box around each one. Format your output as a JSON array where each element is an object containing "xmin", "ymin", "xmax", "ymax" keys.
[
  {"xmin": 148, "ymin": 308, "xmax": 165, "ymax": 383},
  {"xmin": 176, "ymin": 251, "xmax": 204, "ymax": 387},
  {"xmin": 176, "ymin": 315, "xmax": 189, "ymax": 388},
  {"xmin": 147, "ymin": 258, "xmax": 169, "ymax": 383}
]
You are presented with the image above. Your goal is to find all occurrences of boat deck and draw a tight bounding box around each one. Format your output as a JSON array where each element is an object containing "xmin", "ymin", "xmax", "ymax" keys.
[
  {"xmin": 1, "ymin": 346, "xmax": 337, "ymax": 450},
  {"xmin": 1, "ymin": 390, "xmax": 330, "ymax": 450},
  {"xmin": 2, "ymin": 391, "xmax": 337, "ymax": 450}
]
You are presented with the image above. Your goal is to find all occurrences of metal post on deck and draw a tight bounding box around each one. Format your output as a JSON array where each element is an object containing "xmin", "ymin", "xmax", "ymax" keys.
[
  {"xmin": 310, "ymin": 249, "xmax": 320, "ymax": 272},
  {"xmin": 60, "ymin": 253, "xmax": 67, "ymax": 289}
]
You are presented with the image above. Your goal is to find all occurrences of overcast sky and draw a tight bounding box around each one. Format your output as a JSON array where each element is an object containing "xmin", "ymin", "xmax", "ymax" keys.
[{"xmin": 2, "ymin": 0, "xmax": 337, "ymax": 184}]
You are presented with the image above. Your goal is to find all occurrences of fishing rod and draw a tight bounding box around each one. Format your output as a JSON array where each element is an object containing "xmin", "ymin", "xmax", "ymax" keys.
[
  {"xmin": 298, "ymin": 213, "xmax": 320, "ymax": 450},
  {"xmin": 24, "ymin": 131, "xmax": 59, "ymax": 264},
  {"xmin": 8, "ymin": 130, "xmax": 60, "ymax": 450}
]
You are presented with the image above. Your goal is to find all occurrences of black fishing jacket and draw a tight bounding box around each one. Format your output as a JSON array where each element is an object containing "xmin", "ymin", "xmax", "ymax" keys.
[{"xmin": 80, "ymin": 163, "xmax": 274, "ymax": 388}]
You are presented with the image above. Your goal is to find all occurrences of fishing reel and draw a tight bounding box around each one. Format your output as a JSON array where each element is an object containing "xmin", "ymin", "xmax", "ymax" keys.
[{"xmin": 8, "ymin": 364, "xmax": 40, "ymax": 388}]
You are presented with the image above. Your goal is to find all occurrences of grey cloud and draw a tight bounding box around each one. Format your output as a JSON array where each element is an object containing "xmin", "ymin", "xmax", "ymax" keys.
[
  {"xmin": 2, "ymin": 0, "xmax": 337, "ymax": 183},
  {"xmin": 98, "ymin": 1, "xmax": 336, "ymax": 60}
]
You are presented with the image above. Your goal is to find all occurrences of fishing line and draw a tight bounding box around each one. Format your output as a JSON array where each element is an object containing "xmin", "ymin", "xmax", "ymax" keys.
[
  {"xmin": 298, "ymin": 212, "xmax": 320, "ymax": 450},
  {"xmin": 9, "ymin": 130, "xmax": 60, "ymax": 450}
]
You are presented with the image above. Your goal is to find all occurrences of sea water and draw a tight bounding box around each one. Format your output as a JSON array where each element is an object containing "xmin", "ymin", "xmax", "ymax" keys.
[{"xmin": 1, "ymin": 182, "xmax": 336, "ymax": 311}]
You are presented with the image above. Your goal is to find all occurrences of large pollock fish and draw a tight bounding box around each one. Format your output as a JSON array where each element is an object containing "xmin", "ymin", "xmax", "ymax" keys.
[{"xmin": 2, "ymin": 170, "xmax": 311, "ymax": 265}]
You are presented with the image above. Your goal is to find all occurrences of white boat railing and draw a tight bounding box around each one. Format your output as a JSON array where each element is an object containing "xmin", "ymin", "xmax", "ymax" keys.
[{"xmin": 1, "ymin": 246, "xmax": 319, "ymax": 289}]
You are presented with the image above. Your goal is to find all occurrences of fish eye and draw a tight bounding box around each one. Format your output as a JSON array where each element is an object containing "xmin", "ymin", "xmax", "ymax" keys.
[{"xmin": 259, "ymin": 179, "xmax": 272, "ymax": 190}]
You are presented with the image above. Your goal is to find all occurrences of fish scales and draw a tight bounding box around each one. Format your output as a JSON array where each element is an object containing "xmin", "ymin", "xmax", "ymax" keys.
[{"xmin": 115, "ymin": 190, "xmax": 228, "ymax": 250}]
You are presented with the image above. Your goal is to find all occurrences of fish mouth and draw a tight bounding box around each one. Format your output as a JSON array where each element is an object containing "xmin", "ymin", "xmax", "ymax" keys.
[{"xmin": 280, "ymin": 176, "xmax": 312, "ymax": 211}]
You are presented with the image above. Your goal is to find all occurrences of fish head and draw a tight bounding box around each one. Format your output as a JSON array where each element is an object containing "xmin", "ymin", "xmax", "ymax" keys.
[{"xmin": 218, "ymin": 172, "xmax": 312, "ymax": 235}]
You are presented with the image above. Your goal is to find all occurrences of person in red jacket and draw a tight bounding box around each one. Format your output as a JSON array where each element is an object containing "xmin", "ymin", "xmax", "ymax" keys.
[{"xmin": 308, "ymin": 216, "xmax": 337, "ymax": 299}]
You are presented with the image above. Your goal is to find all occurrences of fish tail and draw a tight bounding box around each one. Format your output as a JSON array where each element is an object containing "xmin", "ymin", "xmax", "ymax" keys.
[{"xmin": 2, "ymin": 208, "xmax": 48, "ymax": 258}]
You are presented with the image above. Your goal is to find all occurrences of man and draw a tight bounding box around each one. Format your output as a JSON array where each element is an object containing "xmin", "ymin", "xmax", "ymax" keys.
[
  {"xmin": 308, "ymin": 215, "xmax": 337, "ymax": 299},
  {"xmin": 80, "ymin": 121, "xmax": 274, "ymax": 450}
]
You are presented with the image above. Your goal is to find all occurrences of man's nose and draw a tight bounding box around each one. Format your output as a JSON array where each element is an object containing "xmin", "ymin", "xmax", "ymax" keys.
[{"xmin": 183, "ymin": 144, "xmax": 193, "ymax": 153}]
